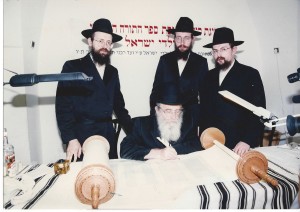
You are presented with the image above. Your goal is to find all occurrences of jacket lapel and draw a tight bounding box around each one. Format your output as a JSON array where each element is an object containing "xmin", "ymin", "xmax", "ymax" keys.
[
  {"xmin": 180, "ymin": 52, "xmax": 193, "ymax": 78},
  {"xmin": 219, "ymin": 60, "xmax": 240, "ymax": 89},
  {"xmin": 103, "ymin": 65, "xmax": 113, "ymax": 85},
  {"xmin": 170, "ymin": 52, "xmax": 180, "ymax": 78},
  {"xmin": 81, "ymin": 54, "xmax": 108, "ymax": 94}
]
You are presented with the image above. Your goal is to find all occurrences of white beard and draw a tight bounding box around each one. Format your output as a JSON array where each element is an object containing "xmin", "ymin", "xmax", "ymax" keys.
[{"xmin": 156, "ymin": 113, "xmax": 183, "ymax": 142}]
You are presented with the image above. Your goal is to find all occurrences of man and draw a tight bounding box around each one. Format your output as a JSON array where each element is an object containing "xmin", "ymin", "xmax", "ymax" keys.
[
  {"xmin": 200, "ymin": 27, "xmax": 266, "ymax": 156},
  {"xmin": 55, "ymin": 18, "xmax": 133, "ymax": 161},
  {"xmin": 150, "ymin": 17, "xmax": 208, "ymax": 129},
  {"xmin": 121, "ymin": 82, "xmax": 202, "ymax": 161}
]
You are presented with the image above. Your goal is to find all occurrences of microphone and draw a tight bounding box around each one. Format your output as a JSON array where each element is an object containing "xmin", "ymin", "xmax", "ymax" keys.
[
  {"xmin": 286, "ymin": 115, "xmax": 300, "ymax": 136},
  {"xmin": 287, "ymin": 68, "xmax": 300, "ymax": 83},
  {"xmin": 7, "ymin": 72, "xmax": 93, "ymax": 87},
  {"xmin": 292, "ymin": 95, "xmax": 300, "ymax": 103}
]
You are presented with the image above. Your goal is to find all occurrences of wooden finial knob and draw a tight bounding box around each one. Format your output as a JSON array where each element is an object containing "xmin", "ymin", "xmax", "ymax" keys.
[
  {"xmin": 75, "ymin": 165, "xmax": 115, "ymax": 208},
  {"xmin": 250, "ymin": 165, "xmax": 278, "ymax": 186},
  {"xmin": 200, "ymin": 127, "xmax": 226, "ymax": 149},
  {"xmin": 237, "ymin": 151, "xmax": 278, "ymax": 186},
  {"xmin": 91, "ymin": 185, "xmax": 100, "ymax": 209}
]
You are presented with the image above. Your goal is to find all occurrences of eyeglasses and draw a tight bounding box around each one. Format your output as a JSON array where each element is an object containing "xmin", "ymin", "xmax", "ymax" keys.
[
  {"xmin": 174, "ymin": 36, "xmax": 192, "ymax": 43},
  {"xmin": 93, "ymin": 39, "xmax": 112, "ymax": 47},
  {"xmin": 158, "ymin": 106, "xmax": 183, "ymax": 116},
  {"xmin": 211, "ymin": 47, "xmax": 231, "ymax": 55}
]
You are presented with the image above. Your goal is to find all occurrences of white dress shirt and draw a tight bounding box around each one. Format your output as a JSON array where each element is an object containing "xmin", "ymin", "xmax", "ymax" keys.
[
  {"xmin": 177, "ymin": 54, "xmax": 190, "ymax": 76},
  {"xmin": 90, "ymin": 53, "xmax": 105, "ymax": 79},
  {"xmin": 219, "ymin": 60, "xmax": 235, "ymax": 85}
]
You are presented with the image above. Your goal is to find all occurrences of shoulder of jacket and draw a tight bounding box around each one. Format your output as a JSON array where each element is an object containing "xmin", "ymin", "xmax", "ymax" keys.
[
  {"xmin": 235, "ymin": 62, "xmax": 260, "ymax": 76},
  {"xmin": 207, "ymin": 67, "xmax": 218, "ymax": 74},
  {"xmin": 132, "ymin": 116, "xmax": 152, "ymax": 131},
  {"xmin": 190, "ymin": 51, "xmax": 207, "ymax": 61},
  {"xmin": 106, "ymin": 64, "xmax": 118, "ymax": 71},
  {"xmin": 161, "ymin": 51, "xmax": 175, "ymax": 59},
  {"xmin": 135, "ymin": 115, "xmax": 151, "ymax": 122},
  {"xmin": 65, "ymin": 57, "xmax": 82, "ymax": 64}
]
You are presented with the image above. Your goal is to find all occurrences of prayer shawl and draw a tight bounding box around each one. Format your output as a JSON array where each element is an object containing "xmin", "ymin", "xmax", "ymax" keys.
[
  {"xmin": 174, "ymin": 145, "xmax": 299, "ymax": 209},
  {"xmin": 175, "ymin": 168, "xmax": 298, "ymax": 209},
  {"xmin": 4, "ymin": 163, "xmax": 59, "ymax": 209}
]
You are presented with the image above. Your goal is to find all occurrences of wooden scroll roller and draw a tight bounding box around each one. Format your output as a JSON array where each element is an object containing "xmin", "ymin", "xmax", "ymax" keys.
[
  {"xmin": 75, "ymin": 135, "xmax": 115, "ymax": 209},
  {"xmin": 200, "ymin": 128, "xmax": 278, "ymax": 187}
]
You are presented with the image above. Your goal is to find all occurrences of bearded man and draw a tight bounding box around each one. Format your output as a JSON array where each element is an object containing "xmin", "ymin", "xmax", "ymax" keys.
[
  {"xmin": 149, "ymin": 17, "xmax": 208, "ymax": 132},
  {"xmin": 121, "ymin": 82, "xmax": 202, "ymax": 161},
  {"xmin": 55, "ymin": 18, "xmax": 133, "ymax": 161},
  {"xmin": 200, "ymin": 27, "xmax": 266, "ymax": 156}
]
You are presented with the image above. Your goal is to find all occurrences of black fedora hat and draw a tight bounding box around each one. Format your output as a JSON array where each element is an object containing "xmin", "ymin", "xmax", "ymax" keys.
[
  {"xmin": 203, "ymin": 27, "xmax": 244, "ymax": 48},
  {"xmin": 81, "ymin": 18, "xmax": 122, "ymax": 43},
  {"xmin": 155, "ymin": 82, "xmax": 184, "ymax": 105},
  {"xmin": 167, "ymin": 17, "xmax": 201, "ymax": 36}
]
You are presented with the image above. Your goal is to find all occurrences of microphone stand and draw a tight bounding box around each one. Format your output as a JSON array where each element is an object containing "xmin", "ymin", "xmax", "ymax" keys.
[
  {"xmin": 218, "ymin": 90, "xmax": 300, "ymax": 137},
  {"xmin": 3, "ymin": 72, "xmax": 93, "ymax": 87},
  {"xmin": 268, "ymin": 121, "xmax": 277, "ymax": 146},
  {"xmin": 262, "ymin": 114, "xmax": 300, "ymax": 136}
]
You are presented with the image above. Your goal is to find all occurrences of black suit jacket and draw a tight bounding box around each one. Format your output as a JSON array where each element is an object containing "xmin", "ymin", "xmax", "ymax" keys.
[
  {"xmin": 200, "ymin": 60, "xmax": 266, "ymax": 149},
  {"xmin": 55, "ymin": 54, "xmax": 132, "ymax": 158},
  {"xmin": 150, "ymin": 51, "xmax": 208, "ymax": 122},
  {"xmin": 120, "ymin": 114, "xmax": 202, "ymax": 161}
]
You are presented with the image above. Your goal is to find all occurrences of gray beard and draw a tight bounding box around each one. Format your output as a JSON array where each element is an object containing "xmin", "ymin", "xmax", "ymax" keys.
[{"xmin": 156, "ymin": 113, "xmax": 183, "ymax": 142}]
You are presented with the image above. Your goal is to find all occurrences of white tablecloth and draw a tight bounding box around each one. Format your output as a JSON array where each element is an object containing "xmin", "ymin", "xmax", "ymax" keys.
[{"xmin": 4, "ymin": 145, "xmax": 299, "ymax": 209}]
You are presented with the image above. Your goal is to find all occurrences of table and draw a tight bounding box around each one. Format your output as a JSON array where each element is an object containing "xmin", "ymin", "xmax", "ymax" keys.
[{"xmin": 3, "ymin": 145, "xmax": 299, "ymax": 209}]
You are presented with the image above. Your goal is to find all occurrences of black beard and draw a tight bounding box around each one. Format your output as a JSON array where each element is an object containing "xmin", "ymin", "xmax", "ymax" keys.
[
  {"xmin": 175, "ymin": 45, "xmax": 192, "ymax": 60},
  {"xmin": 91, "ymin": 47, "xmax": 111, "ymax": 65},
  {"xmin": 215, "ymin": 58, "xmax": 232, "ymax": 70}
]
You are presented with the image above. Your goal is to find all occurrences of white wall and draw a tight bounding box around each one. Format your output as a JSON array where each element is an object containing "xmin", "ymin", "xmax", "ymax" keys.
[
  {"xmin": 247, "ymin": 0, "xmax": 300, "ymax": 118},
  {"xmin": 3, "ymin": 0, "xmax": 300, "ymax": 164},
  {"xmin": 4, "ymin": 0, "xmax": 30, "ymax": 164}
]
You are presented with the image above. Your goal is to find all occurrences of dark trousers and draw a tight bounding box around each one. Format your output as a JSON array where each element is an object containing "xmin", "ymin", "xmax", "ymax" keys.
[{"xmin": 69, "ymin": 119, "xmax": 118, "ymax": 161}]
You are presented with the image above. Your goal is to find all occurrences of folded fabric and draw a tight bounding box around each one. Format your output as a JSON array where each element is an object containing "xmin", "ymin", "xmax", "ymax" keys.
[
  {"xmin": 4, "ymin": 164, "xmax": 53, "ymax": 206},
  {"xmin": 4, "ymin": 163, "xmax": 59, "ymax": 209},
  {"xmin": 4, "ymin": 175, "xmax": 34, "ymax": 204}
]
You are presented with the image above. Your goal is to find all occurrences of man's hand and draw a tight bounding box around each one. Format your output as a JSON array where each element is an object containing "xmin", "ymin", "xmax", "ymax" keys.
[
  {"xmin": 160, "ymin": 146, "xmax": 178, "ymax": 160},
  {"xmin": 66, "ymin": 139, "xmax": 82, "ymax": 162},
  {"xmin": 233, "ymin": 141, "xmax": 250, "ymax": 157},
  {"xmin": 144, "ymin": 146, "xmax": 178, "ymax": 160}
]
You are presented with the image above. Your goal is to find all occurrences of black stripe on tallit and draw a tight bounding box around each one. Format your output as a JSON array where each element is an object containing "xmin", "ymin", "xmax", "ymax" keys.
[
  {"xmin": 233, "ymin": 180, "xmax": 248, "ymax": 209},
  {"xmin": 214, "ymin": 182, "xmax": 230, "ymax": 209},
  {"xmin": 22, "ymin": 174, "xmax": 59, "ymax": 209},
  {"xmin": 258, "ymin": 182, "xmax": 268, "ymax": 209},
  {"xmin": 267, "ymin": 168, "xmax": 298, "ymax": 209},
  {"xmin": 21, "ymin": 163, "xmax": 58, "ymax": 209},
  {"xmin": 271, "ymin": 178, "xmax": 280, "ymax": 209},
  {"xmin": 3, "ymin": 164, "xmax": 40, "ymax": 209},
  {"xmin": 27, "ymin": 164, "xmax": 41, "ymax": 173},
  {"xmin": 267, "ymin": 159, "xmax": 297, "ymax": 175},
  {"xmin": 248, "ymin": 183, "xmax": 256, "ymax": 209},
  {"xmin": 4, "ymin": 163, "xmax": 58, "ymax": 209},
  {"xmin": 197, "ymin": 185, "xmax": 210, "ymax": 209},
  {"xmin": 267, "ymin": 169, "xmax": 282, "ymax": 208}
]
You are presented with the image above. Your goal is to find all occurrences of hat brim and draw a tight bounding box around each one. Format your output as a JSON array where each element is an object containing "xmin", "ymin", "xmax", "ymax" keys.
[
  {"xmin": 203, "ymin": 40, "xmax": 244, "ymax": 48},
  {"xmin": 81, "ymin": 29, "xmax": 123, "ymax": 43},
  {"xmin": 157, "ymin": 94, "xmax": 192, "ymax": 106},
  {"xmin": 167, "ymin": 29, "xmax": 201, "ymax": 36}
]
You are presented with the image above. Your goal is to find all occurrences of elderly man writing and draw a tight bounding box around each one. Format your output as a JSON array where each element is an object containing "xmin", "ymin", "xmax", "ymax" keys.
[{"xmin": 120, "ymin": 82, "xmax": 202, "ymax": 161}]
